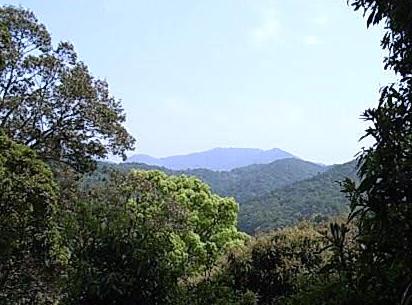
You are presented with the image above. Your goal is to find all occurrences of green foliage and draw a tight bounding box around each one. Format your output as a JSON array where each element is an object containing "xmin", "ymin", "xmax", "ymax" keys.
[
  {"xmin": 340, "ymin": 1, "xmax": 412, "ymax": 304},
  {"xmin": 128, "ymin": 170, "xmax": 247, "ymax": 273},
  {"xmin": 349, "ymin": 0, "xmax": 412, "ymax": 75},
  {"xmin": 240, "ymin": 161, "xmax": 357, "ymax": 233},
  {"xmin": 4, "ymin": 2, "xmax": 412, "ymax": 305},
  {"xmin": 85, "ymin": 159, "xmax": 346, "ymax": 233},
  {"xmin": 64, "ymin": 170, "xmax": 246, "ymax": 305},
  {"xmin": 188, "ymin": 223, "xmax": 327, "ymax": 305},
  {"xmin": 63, "ymin": 197, "xmax": 183, "ymax": 304},
  {"xmin": 183, "ymin": 158, "xmax": 326, "ymax": 203},
  {"xmin": 282, "ymin": 221, "xmax": 366, "ymax": 305},
  {"xmin": 227, "ymin": 224, "xmax": 326, "ymax": 305},
  {"xmin": 0, "ymin": 6, "xmax": 135, "ymax": 172},
  {"xmin": 104, "ymin": 158, "xmax": 326, "ymax": 203},
  {"xmin": 0, "ymin": 131, "xmax": 63, "ymax": 304},
  {"xmin": 286, "ymin": 1, "xmax": 412, "ymax": 304}
]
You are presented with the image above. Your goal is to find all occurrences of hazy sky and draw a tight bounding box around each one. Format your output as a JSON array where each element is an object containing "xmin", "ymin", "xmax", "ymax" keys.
[{"xmin": 6, "ymin": 0, "xmax": 394, "ymax": 164}]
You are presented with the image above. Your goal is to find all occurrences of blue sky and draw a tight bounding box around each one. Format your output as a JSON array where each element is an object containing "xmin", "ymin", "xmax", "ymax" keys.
[{"xmin": 6, "ymin": 0, "xmax": 393, "ymax": 164}]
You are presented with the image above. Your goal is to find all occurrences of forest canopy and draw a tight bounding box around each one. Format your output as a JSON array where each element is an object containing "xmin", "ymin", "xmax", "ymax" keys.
[
  {"xmin": 0, "ymin": 6, "xmax": 135, "ymax": 173},
  {"xmin": 1, "ymin": 1, "xmax": 412, "ymax": 305}
]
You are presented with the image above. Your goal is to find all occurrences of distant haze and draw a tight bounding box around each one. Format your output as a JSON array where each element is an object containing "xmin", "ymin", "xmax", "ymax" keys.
[
  {"xmin": 127, "ymin": 147, "xmax": 295, "ymax": 171},
  {"xmin": 11, "ymin": 0, "xmax": 395, "ymax": 164}
]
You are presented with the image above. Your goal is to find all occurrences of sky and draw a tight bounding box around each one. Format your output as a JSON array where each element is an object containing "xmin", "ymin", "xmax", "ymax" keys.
[{"xmin": 5, "ymin": 0, "xmax": 394, "ymax": 164}]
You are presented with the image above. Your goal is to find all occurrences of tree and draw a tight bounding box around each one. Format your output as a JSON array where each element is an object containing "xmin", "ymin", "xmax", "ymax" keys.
[
  {"xmin": 64, "ymin": 170, "xmax": 246, "ymax": 305},
  {"xmin": 0, "ymin": 131, "xmax": 64, "ymax": 305},
  {"xmin": 339, "ymin": 1, "xmax": 412, "ymax": 304},
  {"xmin": 188, "ymin": 223, "xmax": 326, "ymax": 305},
  {"xmin": 0, "ymin": 6, "xmax": 135, "ymax": 172}
]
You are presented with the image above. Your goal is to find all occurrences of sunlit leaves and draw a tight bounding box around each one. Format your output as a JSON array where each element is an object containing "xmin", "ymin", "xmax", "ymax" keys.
[
  {"xmin": 64, "ymin": 170, "xmax": 246, "ymax": 304},
  {"xmin": 0, "ymin": 131, "xmax": 62, "ymax": 305},
  {"xmin": 0, "ymin": 6, "xmax": 135, "ymax": 172}
]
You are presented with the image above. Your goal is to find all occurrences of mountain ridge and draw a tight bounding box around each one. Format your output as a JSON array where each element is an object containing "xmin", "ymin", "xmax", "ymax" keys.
[
  {"xmin": 239, "ymin": 160, "xmax": 358, "ymax": 233},
  {"xmin": 126, "ymin": 147, "xmax": 296, "ymax": 171},
  {"xmin": 87, "ymin": 158, "xmax": 356, "ymax": 234}
]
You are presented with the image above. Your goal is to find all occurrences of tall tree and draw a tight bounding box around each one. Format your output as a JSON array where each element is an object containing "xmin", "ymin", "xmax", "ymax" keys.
[
  {"xmin": 343, "ymin": 1, "xmax": 412, "ymax": 304},
  {"xmin": 64, "ymin": 170, "xmax": 246, "ymax": 305},
  {"xmin": 0, "ymin": 6, "xmax": 135, "ymax": 172},
  {"xmin": 0, "ymin": 132, "xmax": 65, "ymax": 305}
]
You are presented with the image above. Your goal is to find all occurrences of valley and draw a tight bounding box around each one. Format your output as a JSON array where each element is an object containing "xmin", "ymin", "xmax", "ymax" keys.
[{"xmin": 91, "ymin": 148, "xmax": 357, "ymax": 234}]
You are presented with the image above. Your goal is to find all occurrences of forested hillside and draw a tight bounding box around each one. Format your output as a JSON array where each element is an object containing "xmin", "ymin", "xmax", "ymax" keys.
[
  {"xmin": 1, "ymin": 2, "xmax": 412, "ymax": 305},
  {"xmin": 239, "ymin": 160, "xmax": 357, "ymax": 233},
  {"xmin": 107, "ymin": 158, "xmax": 326, "ymax": 202},
  {"xmin": 186, "ymin": 158, "xmax": 326, "ymax": 202},
  {"xmin": 85, "ymin": 159, "xmax": 352, "ymax": 233}
]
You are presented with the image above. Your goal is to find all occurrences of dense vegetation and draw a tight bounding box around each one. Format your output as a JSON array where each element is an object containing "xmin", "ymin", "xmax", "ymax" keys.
[
  {"xmin": 64, "ymin": 170, "xmax": 245, "ymax": 304},
  {"xmin": 1, "ymin": 1, "xmax": 412, "ymax": 305},
  {"xmin": 0, "ymin": 131, "xmax": 62, "ymax": 304},
  {"xmin": 93, "ymin": 158, "xmax": 326, "ymax": 202},
  {"xmin": 184, "ymin": 158, "xmax": 326, "ymax": 203},
  {"xmin": 87, "ymin": 159, "xmax": 352, "ymax": 233},
  {"xmin": 0, "ymin": 6, "xmax": 134, "ymax": 172},
  {"xmin": 240, "ymin": 160, "xmax": 357, "ymax": 233}
]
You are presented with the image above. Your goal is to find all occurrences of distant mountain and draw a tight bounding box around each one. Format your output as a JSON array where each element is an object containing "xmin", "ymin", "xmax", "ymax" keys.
[
  {"xmin": 86, "ymin": 158, "xmax": 356, "ymax": 235},
  {"xmin": 126, "ymin": 147, "xmax": 296, "ymax": 171},
  {"xmin": 182, "ymin": 158, "xmax": 326, "ymax": 203},
  {"xmin": 105, "ymin": 158, "xmax": 325, "ymax": 203},
  {"xmin": 238, "ymin": 160, "xmax": 358, "ymax": 233}
]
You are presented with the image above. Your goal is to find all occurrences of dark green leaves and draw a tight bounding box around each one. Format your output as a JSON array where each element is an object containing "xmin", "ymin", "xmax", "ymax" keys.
[
  {"xmin": 0, "ymin": 131, "xmax": 62, "ymax": 305},
  {"xmin": 0, "ymin": 6, "xmax": 135, "ymax": 173}
]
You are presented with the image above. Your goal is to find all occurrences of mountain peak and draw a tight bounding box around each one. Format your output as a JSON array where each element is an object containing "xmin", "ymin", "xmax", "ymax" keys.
[{"xmin": 126, "ymin": 147, "xmax": 296, "ymax": 171}]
